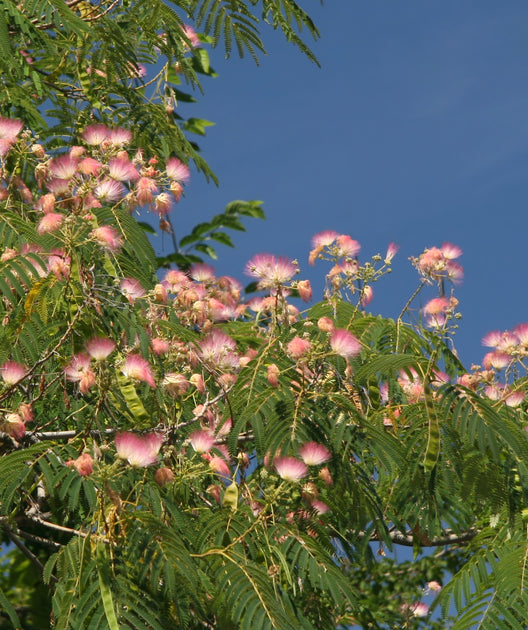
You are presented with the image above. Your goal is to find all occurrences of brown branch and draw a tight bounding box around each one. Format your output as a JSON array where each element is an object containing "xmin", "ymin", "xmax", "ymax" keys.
[{"xmin": 365, "ymin": 528, "xmax": 478, "ymax": 547}]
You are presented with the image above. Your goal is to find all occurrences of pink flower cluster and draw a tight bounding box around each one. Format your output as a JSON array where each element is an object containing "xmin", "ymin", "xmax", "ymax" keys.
[{"xmin": 412, "ymin": 243, "xmax": 463, "ymax": 284}]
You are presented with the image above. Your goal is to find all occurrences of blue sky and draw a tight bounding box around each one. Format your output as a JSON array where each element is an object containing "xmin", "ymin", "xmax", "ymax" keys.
[{"xmin": 156, "ymin": 0, "xmax": 528, "ymax": 368}]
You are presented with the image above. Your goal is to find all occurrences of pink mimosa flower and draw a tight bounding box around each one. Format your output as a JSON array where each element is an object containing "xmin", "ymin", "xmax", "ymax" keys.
[
  {"xmin": 37, "ymin": 212, "xmax": 63, "ymax": 234},
  {"xmin": 182, "ymin": 24, "xmax": 201, "ymax": 48},
  {"xmin": 311, "ymin": 230, "xmax": 340, "ymax": 249},
  {"xmin": 108, "ymin": 157, "xmax": 139, "ymax": 181},
  {"xmin": 85, "ymin": 337, "xmax": 116, "ymax": 360},
  {"xmin": 274, "ymin": 456, "xmax": 308, "ymax": 482},
  {"xmin": 91, "ymin": 225, "xmax": 123, "ymax": 252},
  {"xmin": 151, "ymin": 338, "xmax": 170, "ymax": 355},
  {"xmin": 441, "ymin": 242, "xmax": 462, "ymax": 260},
  {"xmin": 0, "ymin": 117, "xmax": 23, "ymax": 142},
  {"xmin": 299, "ymin": 442, "xmax": 332, "ymax": 466},
  {"xmin": 66, "ymin": 453, "xmax": 94, "ymax": 477},
  {"xmin": 35, "ymin": 193, "xmax": 56, "ymax": 214},
  {"xmin": 166, "ymin": 157, "xmax": 191, "ymax": 183},
  {"xmin": 330, "ymin": 329, "xmax": 361, "ymax": 358},
  {"xmin": 505, "ymin": 390, "xmax": 524, "ymax": 407},
  {"xmin": 0, "ymin": 139, "xmax": 13, "ymax": 157},
  {"xmin": 317, "ymin": 317, "xmax": 335, "ymax": 332},
  {"xmin": 49, "ymin": 155, "xmax": 78, "ymax": 180},
  {"xmin": 107, "ymin": 127, "xmax": 132, "ymax": 146},
  {"xmin": 361, "ymin": 285, "xmax": 373, "ymax": 306},
  {"xmin": 335, "ymin": 234, "xmax": 361, "ymax": 258},
  {"xmin": 197, "ymin": 330, "xmax": 239, "ymax": 371},
  {"xmin": 409, "ymin": 602, "xmax": 429, "ymax": 618},
  {"xmin": 162, "ymin": 373, "xmax": 189, "ymax": 396},
  {"xmin": 81, "ymin": 124, "xmax": 109, "ymax": 145},
  {"xmin": 189, "ymin": 373, "xmax": 205, "ymax": 393},
  {"xmin": 207, "ymin": 455, "xmax": 231, "ymax": 478},
  {"xmin": 287, "ymin": 336, "xmax": 311, "ymax": 360},
  {"xmin": 1, "ymin": 361, "xmax": 27, "ymax": 385},
  {"xmin": 135, "ymin": 176, "xmax": 158, "ymax": 205},
  {"xmin": 154, "ymin": 192, "xmax": 172, "ymax": 215},
  {"xmin": 94, "ymin": 179, "xmax": 126, "ymax": 203},
  {"xmin": 267, "ymin": 363, "xmax": 280, "ymax": 387},
  {"xmin": 115, "ymin": 432, "xmax": 163, "ymax": 466},
  {"xmin": 120, "ymin": 277, "xmax": 146, "ymax": 301},
  {"xmin": 310, "ymin": 499, "xmax": 330, "ymax": 514},
  {"xmin": 63, "ymin": 353, "xmax": 96, "ymax": 394},
  {"xmin": 3, "ymin": 413, "xmax": 25, "ymax": 439},
  {"xmin": 122, "ymin": 354, "xmax": 156, "ymax": 388},
  {"xmin": 189, "ymin": 429, "xmax": 215, "ymax": 453},
  {"xmin": 296, "ymin": 279, "xmax": 312, "ymax": 302},
  {"xmin": 78, "ymin": 157, "xmax": 102, "ymax": 176},
  {"xmin": 384, "ymin": 242, "xmax": 399, "ymax": 264},
  {"xmin": 190, "ymin": 263, "xmax": 215, "ymax": 282},
  {"xmin": 245, "ymin": 253, "xmax": 297, "ymax": 288}
]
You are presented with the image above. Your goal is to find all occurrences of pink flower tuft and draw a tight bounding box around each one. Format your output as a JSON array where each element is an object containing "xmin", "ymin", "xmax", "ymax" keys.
[
  {"xmin": 287, "ymin": 336, "xmax": 311, "ymax": 360},
  {"xmin": 81, "ymin": 124, "xmax": 109, "ymax": 145},
  {"xmin": 0, "ymin": 117, "xmax": 23, "ymax": 142},
  {"xmin": 120, "ymin": 277, "xmax": 146, "ymax": 301},
  {"xmin": 37, "ymin": 212, "xmax": 64, "ymax": 234},
  {"xmin": 267, "ymin": 363, "xmax": 280, "ymax": 387},
  {"xmin": 189, "ymin": 429, "xmax": 215, "ymax": 453},
  {"xmin": 1, "ymin": 361, "xmax": 27, "ymax": 385},
  {"xmin": 85, "ymin": 336, "xmax": 116, "ymax": 360},
  {"xmin": 49, "ymin": 155, "xmax": 78, "ymax": 180},
  {"xmin": 245, "ymin": 253, "xmax": 297, "ymax": 288},
  {"xmin": 384, "ymin": 242, "xmax": 399, "ymax": 264},
  {"xmin": 91, "ymin": 225, "xmax": 123, "ymax": 252},
  {"xmin": 274, "ymin": 456, "xmax": 309, "ymax": 482},
  {"xmin": 299, "ymin": 442, "xmax": 332, "ymax": 466},
  {"xmin": 108, "ymin": 157, "xmax": 139, "ymax": 182},
  {"xmin": 296, "ymin": 279, "xmax": 312, "ymax": 302},
  {"xmin": 66, "ymin": 453, "xmax": 94, "ymax": 477},
  {"xmin": 94, "ymin": 179, "xmax": 126, "ymax": 203},
  {"xmin": 330, "ymin": 329, "xmax": 361, "ymax": 358},
  {"xmin": 115, "ymin": 432, "xmax": 163, "ymax": 467},
  {"xmin": 166, "ymin": 157, "xmax": 191, "ymax": 183},
  {"xmin": 122, "ymin": 354, "xmax": 156, "ymax": 388}
]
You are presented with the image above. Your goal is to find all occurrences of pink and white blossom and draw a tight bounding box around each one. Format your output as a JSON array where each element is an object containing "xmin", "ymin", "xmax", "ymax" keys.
[
  {"xmin": 85, "ymin": 337, "xmax": 116, "ymax": 360},
  {"xmin": 166, "ymin": 157, "xmax": 191, "ymax": 183},
  {"xmin": 1, "ymin": 361, "xmax": 27, "ymax": 385},
  {"xmin": 115, "ymin": 432, "xmax": 163, "ymax": 467},
  {"xmin": 330, "ymin": 329, "xmax": 361, "ymax": 358},
  {"xmin": 122, "ymin": 354, "xmax": 156, "ymax": 388},
  {"xmin": 299, "ymin": 442, "xmax": 332, "ymax": 466},
  {"xmin": 274, "ymin": 456, "xmax": 309, "ymax": 482}
]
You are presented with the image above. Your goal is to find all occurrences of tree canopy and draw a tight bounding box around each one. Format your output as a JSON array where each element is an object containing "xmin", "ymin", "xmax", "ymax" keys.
[{"xmin": 0, "ymin": 2, "xmax": 528, "ymax": 630}]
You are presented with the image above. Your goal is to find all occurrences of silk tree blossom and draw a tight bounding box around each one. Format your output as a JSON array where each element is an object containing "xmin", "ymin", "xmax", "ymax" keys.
[
  {"xmin": 122, "ymin": 354, "xmax": 156, "ymax": 388},
  {"xmin": 115, "ymin": 432, "xmax": 163, "ymax": 467},
  {"xmin": 335, "ymin": 234, "xmax": 361, "ymax": 258},
  {"xmin": 330, "ymin": 329, "xmax": 361, "ymax": 358},
  {"xmin": 162, "ymin": 372, "xmax": 189, "ymax": 396},
  {"xmin": 120, "ymin": 277, "xmax": 146, "ymax": 301},
  {"xmin": 91, "ymin": 225, "xmax": 123, "ymax": 252},
  {"xmin": 108, "ymin": 157, "xmax": 139, "ymax": 181},
  {"xmin": 245, "ymin": 253, "xmax": 298, "ymax": 289},
  {"xmin": 37, "ymin": 212, "xmax": 64, "ymax": 235},
  {"xmin": 85, "ymin": 336, "xmax": 116, "ymax": 360},
  {"xmin": 287, "ymin": 336, "xmax": 311, "ymax": 360},
  {"xmin": 166, "ymin": 157, "xmax": 191, "ymax": 183},
  {"xmin": 81, "ymin": 124, "xmax": 109, "ymax": 145},
  {"xmin": 2, "ymin": 413, "xmax": 26, "ymax": 439},
  {"xmin": 182, "ymin": 24, "xmax": 201, "ymax": 48},
  {"xmin": 361, "ymin": 285, "xmax": 373, "ymax": 306},
  {"xmin": 482, "ymin": 351, "xmax": 511, "ymax": 370},
  {"xmin": 296, "ymin": 279, "xmax": 312, "ymax": 302},
  {"xmin": 135, "ymin": 176, "xmax": 158, "ymax": 205},
  {"xmin": 274, "ymin": 456, "xmax": 309, "ymax": 482},
  {"xmin": 423, "ymin": 297, "xmax": 450, "ymax": 328},
  {"xmin": 66, "ymin": 453, "xmax": 94, "ymax": 477},
  {"xmin": 189, "ymin": 429, "xmax": 215, "ymax": 453},
  {"xmin": 107, "ymin": 127, "xmax": 132, "ymax": 146},
  {"xmin": 384, "ymin": 242, "xmax": 399, "ymax": 264},
  {"xmin": 154, "ymin": 192, "xmax": 172, "ymax": 216},
  {"xmin": 63, "ymin": 353, "xmax": 96, "ymax": 394},
  {"xmin": 0, "ymin": 117, "xmax": 23, "ymax": 142},
  {"xmin": 207, "ymin": 455, "xmax": 231, "ymax": 478},
  {"xmin": 49, "ymin": 155, "xmax": 78, "ymax": 180},
  {"xmin": 299, "ymin": 442, "xmax": 332, "ymax": 466},
  {"xmin": 94, "ymin": 178, "xmax": 126, "ymax": 203},
  {"xmin": 413, "ymin": 243, "xmax": 463, "ymax": 284},
  {"xmin": 78, "ymin": 157, "xmax": 103, "ymax": 176},
  {"xmin": 1, "ymin": 361, "xmax": 27, "ymax": 385},
  {"xmin": 197, "ymin": 329, "xmax": 239, "ymax": 372}
]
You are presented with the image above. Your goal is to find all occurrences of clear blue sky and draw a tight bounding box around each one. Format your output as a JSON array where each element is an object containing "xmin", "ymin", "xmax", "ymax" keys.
[{"xmin": 155, "ymin": 0, "xmax": 528, "ymax": 368}]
